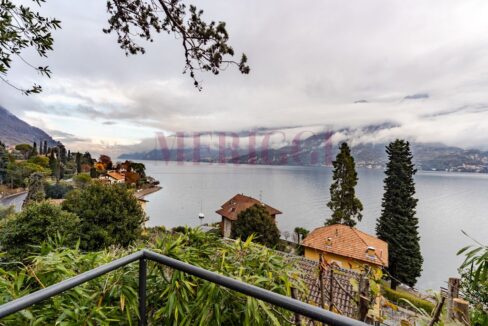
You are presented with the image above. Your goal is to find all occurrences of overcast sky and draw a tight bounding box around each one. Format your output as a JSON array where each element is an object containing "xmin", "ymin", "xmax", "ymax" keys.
[{"xmin": 2, "ymin": 0, "xmax": 488, "ymax": 153}]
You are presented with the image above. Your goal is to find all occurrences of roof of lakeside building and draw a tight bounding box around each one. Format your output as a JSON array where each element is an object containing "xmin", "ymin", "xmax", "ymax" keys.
[
  {"xmin": 302, "ymin": 224, "xmax": 388, "ymax": 267},
  {"xmin": 216, "ymin": 194, "xmax": 282, "ymax": 221}
]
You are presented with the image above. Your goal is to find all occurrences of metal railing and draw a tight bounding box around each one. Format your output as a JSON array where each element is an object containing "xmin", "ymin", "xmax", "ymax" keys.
[{"xmin": 0, "ymin": 249, "xmax": 366, "ymax": 326}]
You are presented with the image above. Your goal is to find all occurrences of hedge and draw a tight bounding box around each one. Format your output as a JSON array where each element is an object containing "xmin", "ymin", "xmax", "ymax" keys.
[{"xmin": 382, "ymin": 285, "xmax": 435, "ymax": 315}]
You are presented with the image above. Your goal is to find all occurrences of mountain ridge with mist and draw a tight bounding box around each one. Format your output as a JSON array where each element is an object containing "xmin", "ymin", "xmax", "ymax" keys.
[{"xmin": 119, "ymin": 124, "xmax": 488, "ymax": 173}]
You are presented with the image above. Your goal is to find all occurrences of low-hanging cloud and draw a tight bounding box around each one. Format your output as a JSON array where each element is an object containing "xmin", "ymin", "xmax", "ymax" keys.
[{"xmin": 1, "ymin": 0, "xmax": 488, "ymax": 152}]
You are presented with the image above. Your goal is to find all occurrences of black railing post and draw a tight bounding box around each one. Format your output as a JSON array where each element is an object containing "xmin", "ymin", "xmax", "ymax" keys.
[{"xmin": 138, "ymin": 257, "xmax": 147, "ymax": 326}]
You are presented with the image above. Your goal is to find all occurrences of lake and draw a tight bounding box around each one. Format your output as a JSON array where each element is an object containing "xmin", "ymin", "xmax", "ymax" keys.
[{"xmin": 141, "ymin": 160, "xmax": 488, "ymax": 290}]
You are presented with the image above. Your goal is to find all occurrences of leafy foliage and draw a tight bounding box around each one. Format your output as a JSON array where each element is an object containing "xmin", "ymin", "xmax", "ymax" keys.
[
  {"xmin": 382, "ymin": 284, "xmax": 434, "ymax": 315},
  {"xmin": 22, "ymin": 172, "xmax": 46, "ymax": 207},
  {"xmin": 0, "ymin": 141, "xmax": 9, "ymax": 184},
  {"xmin": 6, "ymin": 161, "xmax": 51, "ymax": 187},
  {"xmin": 293, "ymin": 227, "xmax": 309, "ymax": 244},
  {"xmin": 72, "ymin": 173, "xmax": 92, "ymax": 188},
  {"xmin": 62, "ymin": 182, "xmax": 146, "ymax": 251},
  {"xmin": 0, "ymin": 201, "xmax": 79, "ymax": 261},
  {"xmin": 231, "ymin": 204, "xmax": 281, "ymax": 247},
  {"xmin": 27, "ymin": 155, "xmax": 49, "ymax": 168},
  {"xmin": 44, "ymin": 181, "xmax": 74, "ymax": 199},
  {"xmin": 326, "ymin": 142, "xmax": 363, "ymax": 227},
  {"xmin": 0, "ymin": 0, "xmax": 60, "ymax": 94},
  {"xmin": 14, "ymin": 144, "xmax": 32, "ymax": 159},
  {"xmin": 293, "ymin": 227, "xmax": 309, "ymax": 255},
  {"xmin": 0, "ymin": 230, "xmax": 304, "ymax": 325},
  {"xmin": 0, "ymin": 0, "xmax": 248, "ymax": 94},
  {"xmin": 0, "ymin": 204, "xmax": 15, "ymax": 220},
  {"xmin": 376, "ymin": 139, "xmax": 422, "ymax": 289},
  {"xmin": 457, "ymin": 233, "xmax": 488, "ymax": 319},
  {"xmin": 104, "ymin": 0, "xmax": 250, "ymax": 90}
]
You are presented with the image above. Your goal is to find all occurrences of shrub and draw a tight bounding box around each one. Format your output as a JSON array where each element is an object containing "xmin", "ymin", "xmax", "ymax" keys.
[
  {"xmin": 22, "ymin": 172, "xmax": 46, "ymax": 207},
  {"xmin": 458, "ymin": 236, "xmax": 488, "ymax": 324},
  {"xmin": 62, "ymin": 182, "xmax": 146, "ymax": 251},
  {"xmin": 0, "ymin": 202, "xmax": 79, "ymax": 261},
  {"xmin": 0, "ymin": 230, "xmax": 305, "ymax": 325},
  {"xmin": 27, "ymin": 156, "xmax": 49, "ymax": 168},
  {"xmin": 0, "ymin": 204, "xmax": 15, "ymax": 220},
  {"xmin": 382, "ymin": 285, "xmax": 435, "ymax": 314},
  {"xmin": 6, "ymin": 161, "xmax": 51, "ymax": 187},
  {"xmin": 72, "ymin": 173, "xmax": 92, "ymax": 188},
  {"xmin": 231, "ymin": 204, "xmax": 281, "ymax": 247},
  {"xmin": 44, "ymin": 182, "xmax": 74, "ymax": 199}
]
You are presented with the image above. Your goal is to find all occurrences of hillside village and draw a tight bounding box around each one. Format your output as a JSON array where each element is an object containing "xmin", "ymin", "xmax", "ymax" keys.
[{"xmin": 0, "ymin": 140, "xmax": 160, "ymax": 209}]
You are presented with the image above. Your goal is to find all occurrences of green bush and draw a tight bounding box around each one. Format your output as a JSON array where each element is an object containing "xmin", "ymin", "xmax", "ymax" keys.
[
  {"xmin": 0, "ymin": 202, "xmax": 79, "ymax": 261},
  {"xmin": 382, "ymin": 285, "xmax": 435, "ymax": 315},
  {"xmin": 6, "ymin": 161, "xmax": 51, "ymax": 187},
  {"xmin": 44, "ymin": 182, "xmax": 74, "ymax": 199},
  {"xmin": 27, "ymin": 155, "xmax": 49, "ymax": 168},
  {"xmin": 231, "ymin": 204, "xmax": 280, "ymax": 247},
  {"xmin": 0, "ymin": 229, "xmax": 305, "ymax": 325},
  {"xmin": 62, "ymin": 182, "xmax": 146, "ymax": 251},
  {"xmin": 458, "ymin": 238, "xmax": 488, "ymax": 325},
  {"xmin": 0, "ymin": 204, "xmax": 15, "ymax": 220},
  {"xmin": 72, "ymin": 173, "xmax": 92, "ymax": 188}
]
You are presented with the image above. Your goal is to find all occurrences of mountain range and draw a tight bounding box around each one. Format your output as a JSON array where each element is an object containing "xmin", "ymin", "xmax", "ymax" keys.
[
  {"xmin": 1, "ymin": 105, "xmax": 488, "ymax": 173},
  {"xmin": 120, "ymin": 127, "xmax": 488, "ymax": 173},
  {"xmin": 0, "ymin": 106, "xmax": 57, "ymax": 146}
]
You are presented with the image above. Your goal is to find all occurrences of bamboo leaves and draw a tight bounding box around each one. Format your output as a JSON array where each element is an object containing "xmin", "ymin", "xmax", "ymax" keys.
[{"xmin": 0, "ymin": 229, "xmax": 305, "ymax": 325}]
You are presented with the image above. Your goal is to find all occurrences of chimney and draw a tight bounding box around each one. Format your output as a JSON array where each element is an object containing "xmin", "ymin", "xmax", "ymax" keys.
[{"xmin": 326, "ymin": 237, "xmax": 333, "ymax": 247}]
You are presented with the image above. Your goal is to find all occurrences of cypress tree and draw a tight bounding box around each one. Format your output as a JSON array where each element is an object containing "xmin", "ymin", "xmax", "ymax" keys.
[
  {"xmin": 0, "ymin": 142, "xmax": 8, "ymax": 184},
  {"xmin": 75, "ymin": 152, "xmax": 82, "ymax": 174},
  {"xmin": 326, "ymin": 142, "xmax": 363, "ymax": 227},
  {"xmin": 59, "ymin": 145, "xmax": 67, "ymax": 164},
  {"xmin": 376, "ymin": 139, "xmax": 422, "ymax": 289},
  {"xmin": 30, "ymin": 141, "xmax": 38, "ymax": 157}
]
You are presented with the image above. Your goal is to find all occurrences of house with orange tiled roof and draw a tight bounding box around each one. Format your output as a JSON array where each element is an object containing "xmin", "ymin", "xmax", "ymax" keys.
[
  {"xmin": 216, "ymin": 194, "xmax": 282, "ymax": 238},
  {"xmin": 302, "ymin": 224, "xmax": 388, "ymax": 272},
  {"xmin": 104, "ymin": 171, "xmax": 126, "ymax": 184}
]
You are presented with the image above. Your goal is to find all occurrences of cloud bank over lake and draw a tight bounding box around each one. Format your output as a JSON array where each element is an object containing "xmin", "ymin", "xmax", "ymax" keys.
[{"xmin": 2, "ymin": 0, "xmax": 488, "ymax": 152}]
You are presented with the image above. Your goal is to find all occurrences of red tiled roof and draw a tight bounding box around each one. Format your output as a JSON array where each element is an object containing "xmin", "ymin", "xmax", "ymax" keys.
[
  {"xmin": 107, "ymin": 172, "xmax": 125, "ymax": 181},
  {"xmin": 215, "ymin": 194, "xmax": 282, "ymax": 221},
  {"xmin": 302, "ymin": 224, "xmax": 388, "ymax": 267}
]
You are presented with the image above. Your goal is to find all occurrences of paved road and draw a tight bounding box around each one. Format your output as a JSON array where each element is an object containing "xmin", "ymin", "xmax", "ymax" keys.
[{"xmin": 0, "ymin": 192, "xmax": 27, "ymax": 212}]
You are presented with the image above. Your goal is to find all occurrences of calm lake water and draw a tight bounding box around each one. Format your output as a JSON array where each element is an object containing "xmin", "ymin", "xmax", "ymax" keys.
[{"xmin": 141, "ymin": 160, "xmax": 488, "ymax": 290}]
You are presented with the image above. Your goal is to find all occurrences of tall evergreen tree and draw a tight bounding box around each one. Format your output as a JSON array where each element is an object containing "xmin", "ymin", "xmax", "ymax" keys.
[
  {"xmin": 0, "ymin": 142, "xmax": 8, "ymax": 184},
  {"xmin": 326, "ymin": 142, "xmax": 363, "ymax": 227},
  {"xmin": 376, "ymin": 139, "xmax": 422, "ymax": 289},
  {"xmin": 75, "ymin": 152, "xmax": 82, "ymax": 174},
  {"xmin": 59, "ymin": 145, "xmax": 67, "ymax": 164},
  {"xmin": 29, "ymin": 141, "xmax": 38, "ymax": 158}
]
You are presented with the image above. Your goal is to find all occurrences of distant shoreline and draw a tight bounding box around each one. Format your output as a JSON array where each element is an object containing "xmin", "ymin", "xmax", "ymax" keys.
[{"xmin": 128, "ymin": 159, "xmax": 488, "ymax": 176}]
